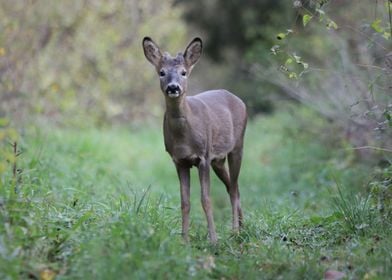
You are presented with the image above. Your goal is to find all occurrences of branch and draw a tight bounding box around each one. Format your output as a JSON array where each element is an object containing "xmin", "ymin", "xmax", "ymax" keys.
[{"xmin": 345, "ymin": 145, "xmax": 392, "ymax": 153}]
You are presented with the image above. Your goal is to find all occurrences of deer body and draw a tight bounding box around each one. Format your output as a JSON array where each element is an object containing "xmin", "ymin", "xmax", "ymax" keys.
[
  {"xmin": 164, "ymin": 90, "xmax": 245, "ymax": 165},
  {"xmin": 143, "ymin": 37, "xmax": 247, "ymax": 243}
]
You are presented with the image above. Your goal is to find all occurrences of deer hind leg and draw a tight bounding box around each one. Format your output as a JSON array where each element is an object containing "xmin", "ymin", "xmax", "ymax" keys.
[
  {"xmin": 228, "ymin": 148, "xmax": 244, "ymax": 232},
  {"xmin": 211, "ymin": 157, "xmax": 231, "ymax": 193},
  {"xmin": 211, "ymin": 157, "xmax": 238, "ymax": 230},
  {"xmin": 198, "ymin": 159, "xmax": 217, "ymax": 243}
]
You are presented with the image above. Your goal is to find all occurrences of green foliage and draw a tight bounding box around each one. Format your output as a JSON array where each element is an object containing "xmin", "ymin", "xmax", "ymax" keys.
[
  {"xmin": 176, "ymin": 0, "xmax": 289, "ymax": 61},
  {"xmin": 0, "ymin": 2, "xmax": 391, "ymax": 277},
  {"xmin": 302, "ymin": 14, "xmax": 313, "ymax": 27},
  {"xmin": 370, "ymin": 2, "xmax": 392, "ymax": 40},
  {"xmin": 0, "ymin": 119, "xmax": 18, "ymax": 186},
  {"xmin": 1, "ymin": 109, "xmax": 391, "ymax": 279},
  {"xmin": 175, "ymin": 0, "xmax": 293, "ymax": 115},
  {"xmin": 369, "ymin": 164, "xmax": 392, "ymax": 222},
  {"xmin": 263, "ymin": 0, "xmax": 392, "ymax": 158},
  {"xmin": 0, "ymin": 0, "xmax": 187, "ymax": 126},
  {"xmin": 332, "ymin": 185, "xmax": 374, "ymax": 235}
]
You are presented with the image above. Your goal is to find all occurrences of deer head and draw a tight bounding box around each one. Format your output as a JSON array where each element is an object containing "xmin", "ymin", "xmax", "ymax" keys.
[{"xmin": 142, "ymin": 37, "xmax": 202, "ymax": 99}]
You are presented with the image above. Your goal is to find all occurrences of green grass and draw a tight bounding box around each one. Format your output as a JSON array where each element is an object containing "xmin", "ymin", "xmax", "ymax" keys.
[{"xmin": 0, "ymin": 107, "xmax": 391, "ymax": 279}]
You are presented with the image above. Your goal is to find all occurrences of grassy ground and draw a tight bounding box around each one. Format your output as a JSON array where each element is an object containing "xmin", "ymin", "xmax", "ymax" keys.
[{"xmin": 0, "ymin": 107, "xmax": 391, "ymax": 279}]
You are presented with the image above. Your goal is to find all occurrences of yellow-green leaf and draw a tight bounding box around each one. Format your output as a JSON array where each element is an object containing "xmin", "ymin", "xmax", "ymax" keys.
[
  {"xmin": 382, "ymin": 32, "xmax": 391, "ymax": 40},
  {"xmin": 276, "ymin": 33, "xmax": 286, "ymax": 40},
  {"xmin": 40, "ymin": 268, "xmax": 56, "ymax": 280},
  {"xmin": 288, "ymin": 72, "xmax": 297, "ymax": 79},
  {"xmin": 285, "ymin": 58, "xmax": 293, "ymax": 65},
  {"xmin": 371, "ymin": 19, "xmax": 383, "ymax": 33},
  {"xmin": 326, "ymin": 20, "xmax": 338, "ymax": 30},
  {"xmin": 303, "ymin": 14, "xmax": 313, "ymax": 27}
]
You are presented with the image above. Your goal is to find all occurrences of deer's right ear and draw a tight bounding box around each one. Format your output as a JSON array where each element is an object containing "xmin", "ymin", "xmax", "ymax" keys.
[{"xmin": 142, "ymin": 37, "xmax": 162, "ymax": 67}]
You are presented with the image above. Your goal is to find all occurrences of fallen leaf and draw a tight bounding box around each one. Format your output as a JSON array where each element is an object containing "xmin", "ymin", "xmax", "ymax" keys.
[
  {"xmin": 324, "ymin": 269, "xmax": 345, "ymax": 280},
  {"xmin": 40, "ymin": 268, "xmax": 56, "ymax": 280},
  {"xmin": 198, "ymin": 255, "xmax": 215, "ymax": 272}
]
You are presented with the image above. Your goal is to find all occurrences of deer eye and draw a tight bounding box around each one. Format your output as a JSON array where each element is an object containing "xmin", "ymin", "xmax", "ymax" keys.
[
  {"xmin": 181, "ymin": 70, "xmax": 187, "ymax": 77},
  {"xmin": 159, "ymin": 69, "xmax": 166, "ymax": 77}
]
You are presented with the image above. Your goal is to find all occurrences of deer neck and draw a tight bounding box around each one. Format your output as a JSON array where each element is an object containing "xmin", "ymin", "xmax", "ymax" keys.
[{"xmin": 165, "ymin": 94, "xmax": 189, "ymax": 120}]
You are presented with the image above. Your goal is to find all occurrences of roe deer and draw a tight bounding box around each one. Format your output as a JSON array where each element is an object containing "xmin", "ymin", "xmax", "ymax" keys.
[{"xmin": 142, "ymin": 37, "xmax": 247, "ymax": 243}]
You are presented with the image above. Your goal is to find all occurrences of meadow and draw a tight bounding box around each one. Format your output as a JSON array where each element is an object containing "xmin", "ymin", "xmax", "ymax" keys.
[{"xmin": 1, "ymin": 106, "xmax": 391, "ymax": 279}]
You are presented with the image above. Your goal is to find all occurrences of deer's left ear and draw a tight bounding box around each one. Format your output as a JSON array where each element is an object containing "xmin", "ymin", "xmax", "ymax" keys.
[{"xmin": 184, "ymin": 37, "xmax": 202, "ymax": 68}]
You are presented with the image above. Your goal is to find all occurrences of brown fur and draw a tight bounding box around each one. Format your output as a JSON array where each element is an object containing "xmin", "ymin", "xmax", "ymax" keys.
[{"xmin": 143, "ymin": 37, "xmax": 247, "ymax": 243}]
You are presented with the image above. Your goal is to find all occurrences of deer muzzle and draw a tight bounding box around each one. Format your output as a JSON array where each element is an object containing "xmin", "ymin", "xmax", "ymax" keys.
[{"xmin": 165, "ymin": 83, "xmax": 182, "ymax": 98}]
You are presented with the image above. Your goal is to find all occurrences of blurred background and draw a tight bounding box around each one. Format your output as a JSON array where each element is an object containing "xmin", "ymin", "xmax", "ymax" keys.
[
  {"xmin": 0, "ymin": 0, "xmax": 391, "ymax": 160},
  {"xmin": 0, "ymin": 2, "xmax": 391, "ymax": 277}
]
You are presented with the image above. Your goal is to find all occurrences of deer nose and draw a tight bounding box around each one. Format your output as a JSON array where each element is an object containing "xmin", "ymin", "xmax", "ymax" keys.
[{"xmin": 165, "ymin": 83, "xmax": 181, "ymax": 96}]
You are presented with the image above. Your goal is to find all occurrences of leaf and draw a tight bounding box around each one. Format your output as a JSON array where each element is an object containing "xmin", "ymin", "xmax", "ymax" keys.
[
  {"xmin": 276, "ymin": 33, "xmax": 286, "ymax": 40},
  {"xmin": 371, "ymin": 19, "xmax": 383, "ymax": 33},
  {"xmin": 385, "ymin": 111, "xmax": 391, "ymax": 121},
  {"xmin": 302, "ymin": 62, "xmax": 309, "ymax": 69},
  {"xmin": 288, "ymin": 72, "xmax": 297, "ymax": 79},
  {"xmin": 303, "ymin": 14, "xmax": 313, "ymax": 27},
  {"xmin": 285, "ymin": 58, "xmax": 293, "ymax": 65},
  {"xmin": 326, "ymin": 20, "xmax": 338, "ymax": 30},
  {"xmin": 270, "ymin": 45, "xmax": 280, "ymax": 55},
  {"xmin": 293, "ymin": 54, "xmax": 301, "ymax": 63},
  {"xmin": 316, "ymin": 8, "xmax": 325, "ymax": 15},
  {"xmin": 324, "ymin": 270, "xmax": 346, "ymax": 280},
  {"xmin": 382, "ymin": 32, "xmax": 391, "ymax": 40},
  {"xmin": 384, "ymin": 111, "xmax": 392, "ymax": 127},
  {"xmin": 40, "ymin": 268, "xmax": 56, "ymax": 280}
]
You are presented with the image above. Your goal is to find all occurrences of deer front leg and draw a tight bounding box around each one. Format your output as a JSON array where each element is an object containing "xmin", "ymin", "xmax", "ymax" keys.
[
  {"xmin": 176, "ymin": 165, "xmax": 191, "ymax": 242},
  {"xmin": 198, "ymin": 159, "xmax": 217, "ymax": 243}
]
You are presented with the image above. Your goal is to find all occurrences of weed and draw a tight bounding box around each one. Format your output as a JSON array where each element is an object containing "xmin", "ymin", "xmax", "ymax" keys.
[{"xmin": 0, "ymin": 109, "xmax": 391, "ymax": 279}]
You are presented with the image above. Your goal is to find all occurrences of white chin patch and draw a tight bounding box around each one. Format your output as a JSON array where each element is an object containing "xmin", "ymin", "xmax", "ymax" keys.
[{"xmin": 167, "ymin": 92, "xmax": 180, "ymax": 98}]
